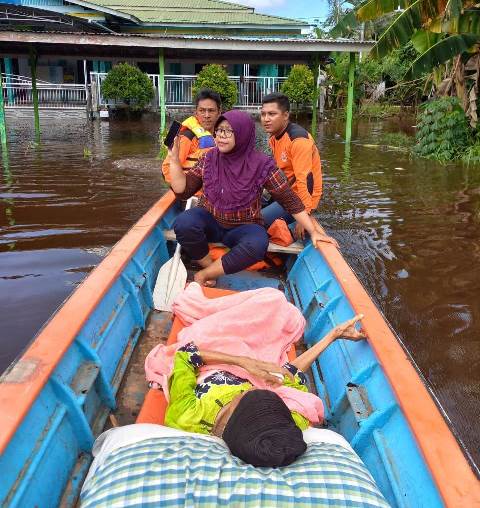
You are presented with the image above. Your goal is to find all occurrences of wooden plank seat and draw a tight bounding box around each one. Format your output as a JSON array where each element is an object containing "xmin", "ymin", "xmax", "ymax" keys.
[
  {"xmin": 162, "ymin": 229, "xmax": 304, "ymax": 255},
  {"xmin": 136, "ymin": 286, "xmax": 296, "ymax": 425}
]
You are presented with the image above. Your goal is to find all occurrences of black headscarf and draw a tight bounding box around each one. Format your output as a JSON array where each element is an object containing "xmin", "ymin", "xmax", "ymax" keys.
[{"xmin": 222, "ymin": 389, "xmax": 307, "ymax": 468}]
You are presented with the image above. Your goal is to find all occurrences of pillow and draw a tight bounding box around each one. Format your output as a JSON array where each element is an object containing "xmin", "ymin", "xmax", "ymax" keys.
[{"xmin": 81, "ymin": 425, "xmax": 388, "ymax": 508}]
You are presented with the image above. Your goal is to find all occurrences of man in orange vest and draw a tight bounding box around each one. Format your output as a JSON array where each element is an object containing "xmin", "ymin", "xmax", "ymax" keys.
[
  {"xmin": 162, "ymin": 89, "xmax": 221, "ymax": 181},
  {"xmin": 260, "ymin": 93, "xmax": 326, "ymax": 242}
]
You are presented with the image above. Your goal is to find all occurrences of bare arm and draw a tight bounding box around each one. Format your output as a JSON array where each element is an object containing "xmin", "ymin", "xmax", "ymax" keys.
[
  {"xmin": 198, "ymin": 349, "xmax": 293, "ymax": 386},
  {"xmin": 292, "ymin": 211, "xmax": 339, "ymax": 248},
  {"xmin": 291, "ymin": 315, "xmax": 365, "ymax": 372},
  {"xmin": 265, "ymin": 169, "xmax": 338, "ymax": 249}
]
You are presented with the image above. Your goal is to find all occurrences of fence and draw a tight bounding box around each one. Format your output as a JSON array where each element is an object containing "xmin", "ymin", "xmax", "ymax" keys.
[
  {"xmin": 1, "ymin": 74, "xmax": 87, "ymax": 109},
  {"xmin": 90, "ymin": 72, "xmax": 286, "ymax": 109},
  {"xmin": 1, "ymin": 73, "xmax": 287, "ymax": 110}
]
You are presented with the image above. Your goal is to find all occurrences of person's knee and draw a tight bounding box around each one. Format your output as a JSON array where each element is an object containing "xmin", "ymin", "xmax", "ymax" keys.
[
  {"xmin": 243, "ymin": 229, "xmax": 269, "ymax": 260},
  {"xmin": 173, "ymin": 208, "xmax": 204, "ymax": 237}
]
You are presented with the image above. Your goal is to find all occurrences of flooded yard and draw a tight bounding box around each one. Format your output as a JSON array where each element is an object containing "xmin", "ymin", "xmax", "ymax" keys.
[{"xmin": 1, "ymin": 111, "xmax": 479, "ymax": 470}]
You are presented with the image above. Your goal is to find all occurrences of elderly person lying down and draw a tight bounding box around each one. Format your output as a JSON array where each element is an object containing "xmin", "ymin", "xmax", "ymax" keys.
[{"xmin": 145, "ymin": 283, "xmax": 366, "ymax": 469}]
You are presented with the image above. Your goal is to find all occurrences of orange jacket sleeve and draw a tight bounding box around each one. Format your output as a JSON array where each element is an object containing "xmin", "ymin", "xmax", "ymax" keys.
[
  {"xmin": 290, "ymin": 138, "xmax": 315, "ymax": 213},
  {"xmin": 161, "ymin": 134, "xmax": 193, "ymax": 183}
]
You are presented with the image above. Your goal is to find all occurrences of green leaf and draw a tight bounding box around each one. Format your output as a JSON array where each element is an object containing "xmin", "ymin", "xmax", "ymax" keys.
[
  {"xmin": 369, "ymin": 0, "xmax": 439, "ymax": 59},
  {"xmin": 411, "ymin": 29, "xmax": 444, "ymax": 53},
  {"xmin": 430, "ymin": 9, "xmax": 480, "ymax": 34},
  {"xmin": 357, "ymin": 0, "xmax": 406, "ymax": 22},
  {"xmin": 443, "ymin": 0, "xmax": 463, "ymax": 20},
  {"xmin": 406, "ymin": 34, "xmax": 479, "ymax": 78},
  {"xmin": 329, "ymin": 8, "xmax": 361, "ymax": 37}
]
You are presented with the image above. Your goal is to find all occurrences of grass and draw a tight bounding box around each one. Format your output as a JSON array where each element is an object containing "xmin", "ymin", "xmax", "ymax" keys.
[
  {"xmin": 330, "ymin": 103, "xmax": 404, "ymax": 120},
  {"xmin": 380, "ymin": 132, "xmax": 414, "ymax": 149},
  {"xmin": 358, "ymin": 103, "xmax": 402, "ymax": 119},
  {"xmin": 461, "ymin": 142, "xmax": 480, "ymax": 166}
]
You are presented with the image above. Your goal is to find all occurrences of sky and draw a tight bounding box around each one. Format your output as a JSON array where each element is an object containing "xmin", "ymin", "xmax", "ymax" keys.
[{"xmin": 225, "ymin": 0, "xmax": 329, "ymax": 23}]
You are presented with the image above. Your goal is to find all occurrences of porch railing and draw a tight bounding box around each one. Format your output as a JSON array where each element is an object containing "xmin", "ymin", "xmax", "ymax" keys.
[
  {"xmin": 1, "ymin": 73, "xmax": 286, "ymax": 110},
  {"xmin": 1, "ymin": 74, "xmax": 87, "ymax": 109},
  {"xmin": 90, "ymin": 72, "xmax": 286, "ymax": 109}
]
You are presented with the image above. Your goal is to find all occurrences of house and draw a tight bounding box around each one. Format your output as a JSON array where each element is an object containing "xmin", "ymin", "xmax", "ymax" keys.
[{"xmin": 1, "ymin": 0, "xmax": 310, "ymax": 84}]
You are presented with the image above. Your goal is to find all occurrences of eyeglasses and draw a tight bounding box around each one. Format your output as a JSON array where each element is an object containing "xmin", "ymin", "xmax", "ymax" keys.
[
  {"xmin": 215, "ymin": 128, "xmax": 234, "ymax": 138},
  {"xmin": 197, "ymin": 108, "xmax": 218, "ymax": 115}
]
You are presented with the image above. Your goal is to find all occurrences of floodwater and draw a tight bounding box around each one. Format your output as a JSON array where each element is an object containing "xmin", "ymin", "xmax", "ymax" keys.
[
  {"xmin": 0, "ymin": 112, "xmax": 168, "ymax": 374},
  {"xmin": 1, "ymin": 112, "xmax": 479, "ymax": 471}
]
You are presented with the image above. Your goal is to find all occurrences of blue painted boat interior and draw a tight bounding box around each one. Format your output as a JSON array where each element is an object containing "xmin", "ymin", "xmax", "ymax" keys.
[{"xmin": 0, "ymin": 203, "xmax": 443, "ymax": 507}]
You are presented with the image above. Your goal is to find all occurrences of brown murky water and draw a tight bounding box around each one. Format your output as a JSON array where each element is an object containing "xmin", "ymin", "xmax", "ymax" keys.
[
  {"xmin": 1, "ymin": 112, "xmax": 479, "ymax": 470},
  {"xmin": 0, "ymin": 112, "xmax": 167, "ymax": 373}
]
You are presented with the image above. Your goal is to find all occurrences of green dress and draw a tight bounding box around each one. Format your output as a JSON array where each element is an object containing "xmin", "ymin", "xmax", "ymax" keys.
[{"xmin": 165, "ymin": 342, "xmax": 310, "ymax": 435}]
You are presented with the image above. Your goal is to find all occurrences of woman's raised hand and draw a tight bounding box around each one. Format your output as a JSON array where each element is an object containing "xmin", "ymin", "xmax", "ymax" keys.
[
  {"xmin": 332, "ymin": 314, "xmax": 366, "ymax": 342},
  {"xmin": 239, "ymin": 358, "xmax": 294, "ymax": 386},
  {"xmin": 168, "ymin": 135, "xmax": 180, "ymax": 162}
]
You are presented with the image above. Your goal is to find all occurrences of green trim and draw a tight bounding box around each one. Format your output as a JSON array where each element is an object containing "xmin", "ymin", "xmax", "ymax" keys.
[
  {"xmin": 345, "ymin": 52, "xmax": 355, "ymax": 144},
  {"xmin": 159, "ymin": 48, "xmax": 166, "ymax": 139},
  {"xmin": 310, "ymin": 55, "xmax": 320, "ymax": 139},
  {"xmin": 4, "ymin": 58, "xmax": 14, "ymax": 106},
  {"xmin": 0, "ymin": 72, "xmax": 7, "ymax": 153},
  {"xmin": 29, "ymin": 46, "xmax": 40, "ymax": 143}
]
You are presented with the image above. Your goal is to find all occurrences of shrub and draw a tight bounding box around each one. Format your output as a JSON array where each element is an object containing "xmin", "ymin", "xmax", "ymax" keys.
[
  {"xmin": 413, "ymin": 97, "xmax": 470, "ymax": 162},
  {"xmin": 281, "ymin": 65, "xmax": 314, "ymax": 108},
  {"xmin": 101, "ymin": 63, "xmax": 154, "ymax": 110},
  {"xmin": 462, "ymin": 141, "xmax": 480, "ymax": 165},
  {"xmin": 192, "ymin": 64, "xmax": 237, "ymax": 110},
  {"xmin": 380, "ymin": 132, "xmax": 414, "ymax": 148},
  {"xmin": 358, "ymin": 103, "xmax": 401, "ymax": 119}
]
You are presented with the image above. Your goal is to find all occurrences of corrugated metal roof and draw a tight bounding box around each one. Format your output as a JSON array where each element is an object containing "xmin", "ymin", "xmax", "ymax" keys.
[
  {"xmin": 0, "ymin": 23, "xmax": 373, "ymax": 46},
  {"xmin": 0, "ymin": 28, "xmax": 374, "ymax": 54},
  {"xmin": 77, "ymin": 0, "xmax": 307, "ymax": 26},
  {"xmin": 0, "ymin": 3, "xmax": 110, "ymax": 33},
  {"xmin": 92, "ymin": 0, "xmax": 251, "ymax": 10},
  {"xmin": 120, "ymin": 10, "xmax": 306, "ymax": 25}
]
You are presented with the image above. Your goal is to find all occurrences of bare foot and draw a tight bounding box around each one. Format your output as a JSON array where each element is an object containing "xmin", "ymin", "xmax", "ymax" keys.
[
  {"xmin": 195, "ymin": 253, "xmax": 214, "ymax": 269},
  {"xmin": 194, "ymin": 271, "xmax": 217, "ymax": 287}
]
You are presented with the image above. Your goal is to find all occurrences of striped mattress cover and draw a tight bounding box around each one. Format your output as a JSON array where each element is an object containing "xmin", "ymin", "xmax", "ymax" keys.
[{"xmin": 81, "ymin": 424, "xmax": 389, "ymax": 508}]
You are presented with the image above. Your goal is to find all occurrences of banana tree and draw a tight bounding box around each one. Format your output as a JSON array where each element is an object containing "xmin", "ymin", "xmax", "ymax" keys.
[{"xmin": 332, "ymin": 0, "xmax": 480, "ymax": 124}]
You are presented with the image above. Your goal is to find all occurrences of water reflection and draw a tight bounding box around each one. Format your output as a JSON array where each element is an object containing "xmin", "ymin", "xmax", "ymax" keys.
[
  {"xmin": 0, "ymin": 113, "xmax": 168, "ymax": 372},
  {"xmin": 342, "ymin": 141, "xmax": 351, "ymax": 178},
  {"xmin": 0, "ymin": 113, "xmax": 479, "ymax": 471},
  {"xmin": 1, "ymin": 149, "xmax": 15, "ymax": 249},
  {"xmin": 317, "ymin": 118, "xmax": 480, "ymax": 469}
]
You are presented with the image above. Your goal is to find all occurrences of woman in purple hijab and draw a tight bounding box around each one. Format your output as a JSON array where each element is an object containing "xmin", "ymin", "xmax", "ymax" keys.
[{"xmin": 169, "ymin": 110, "xmax": 329, "ymax": 286}]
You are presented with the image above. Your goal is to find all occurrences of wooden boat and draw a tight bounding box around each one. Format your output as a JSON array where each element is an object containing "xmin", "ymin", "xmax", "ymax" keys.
[{"xmin": 0, "ymin": 190, "xmax": 479, "ymax": 507}]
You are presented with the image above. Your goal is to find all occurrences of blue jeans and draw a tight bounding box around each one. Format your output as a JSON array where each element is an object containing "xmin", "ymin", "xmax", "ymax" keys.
[
  {"xmin": 262, "ymin": 201, "xmax": 295, "ymax": 229},
  {"xmin": 173, "ymin": 207, "xmax": 269, "ymax": 274},
  {"xmin": 261, "ymin": 172, "xmax": 314, "ymax": 229}
]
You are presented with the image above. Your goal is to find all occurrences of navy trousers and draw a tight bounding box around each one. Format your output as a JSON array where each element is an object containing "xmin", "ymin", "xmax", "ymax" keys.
[
  {"xmin": 261, "ymin": 172, "xmax": 315, "ymax": 229},
  {"xmin": 173, "ymin": 207, "xmax": 269, "ymax": 274}
]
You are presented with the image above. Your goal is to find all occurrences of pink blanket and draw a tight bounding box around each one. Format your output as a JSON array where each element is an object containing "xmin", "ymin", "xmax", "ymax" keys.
[{"xmin": 145, "ymin": 282, "xmax": 324, "ymax": 423}]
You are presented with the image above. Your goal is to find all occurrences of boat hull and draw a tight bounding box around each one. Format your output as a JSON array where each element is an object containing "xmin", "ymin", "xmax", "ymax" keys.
[{"xmin": 0, "ymin": 191, "xmax": 478, "ymax": 507}]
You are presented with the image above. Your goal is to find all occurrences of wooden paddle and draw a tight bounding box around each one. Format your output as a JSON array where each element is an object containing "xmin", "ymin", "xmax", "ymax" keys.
[{"xmin": 153, "ymin": 197, "xmax": 194, "ymax": 311}]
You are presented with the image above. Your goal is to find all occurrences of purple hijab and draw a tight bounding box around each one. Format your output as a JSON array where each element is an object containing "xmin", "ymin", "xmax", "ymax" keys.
[{"xmin": 203, "ymin": 110, "xmax": 276, "ymax": 212}]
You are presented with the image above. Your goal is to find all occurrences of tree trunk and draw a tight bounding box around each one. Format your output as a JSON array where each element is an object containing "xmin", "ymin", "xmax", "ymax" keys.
[{"xmin": 454, "ymin": 55, "xmax": 467, "ymax": 111}]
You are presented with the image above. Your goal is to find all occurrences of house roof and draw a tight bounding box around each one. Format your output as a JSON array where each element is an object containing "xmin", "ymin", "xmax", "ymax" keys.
[
  {"xmin": 67, "ymin": 0, "xmax": 307, "ymax": 27},
  {"xmin": 96, "ymin": 0, "xmax": 252, "ymax": 10},
  {"xmin": 0, "ymin": 3, "xmax": 110, "ymax": 33}
]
